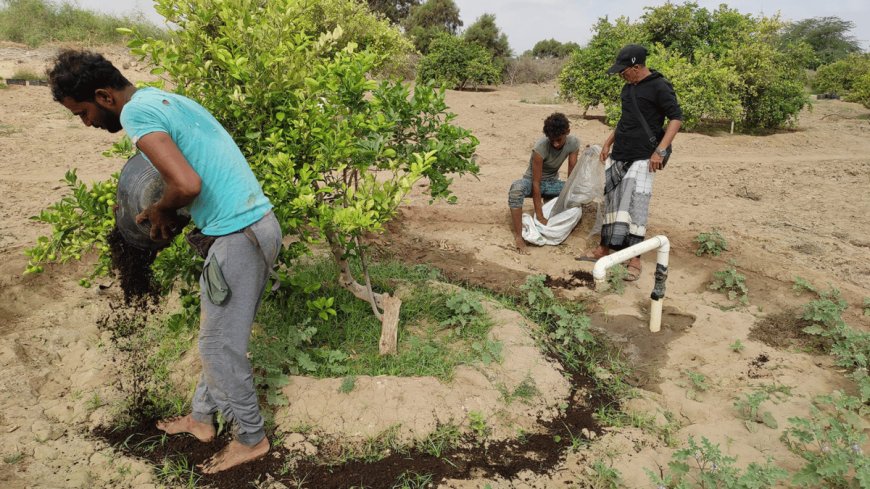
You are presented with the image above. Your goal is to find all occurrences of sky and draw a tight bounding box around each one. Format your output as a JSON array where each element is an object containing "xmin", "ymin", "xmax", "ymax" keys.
[{"xmin": 73, "ymin": 0, "xmax": 870, "ymax": 54}]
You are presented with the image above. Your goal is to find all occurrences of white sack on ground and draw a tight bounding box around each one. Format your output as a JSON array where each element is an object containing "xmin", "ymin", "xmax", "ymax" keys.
[{"xmin": 522, "ymin": 145, "xmax": 604, "ymax": 246}]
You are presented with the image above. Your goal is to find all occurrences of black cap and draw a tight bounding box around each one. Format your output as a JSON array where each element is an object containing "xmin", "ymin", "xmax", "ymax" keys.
[{"xmin": 606, "ymin": 44, "xmax": 648, "ymax": 75}]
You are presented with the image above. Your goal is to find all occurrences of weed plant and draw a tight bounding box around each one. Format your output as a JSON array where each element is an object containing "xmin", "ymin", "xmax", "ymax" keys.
[
  {"xmin": 647, "ymin": 436, "xmax": 787, "ymax": 489},
  {"xmin": 782, "ymin": 392, "xmax": 870, "ymax": 488},
  {"xmin": 606, "ymin": 264, "xmax": 628, "ymax": 294},
  {"xmin": 590, "ymin": 460, "xmax": 623, "ymax": 488},
  {"xmin": 684, "ymin": 370, "xmax": 710, "ymax": 400},
  {"xmin": 729, "ymin": 339, "xmax": 745, "ymax": 353},
  {"xmin": 694, "ymin": 230, "xmax": 728, "ymax": 256},
  {"xmin": 794, "ymin": 278, "xmax": 870, "ymax": 402},
  {"xmin": 709, "ymin": 262, "xmax": 749, "ymax": 305}
]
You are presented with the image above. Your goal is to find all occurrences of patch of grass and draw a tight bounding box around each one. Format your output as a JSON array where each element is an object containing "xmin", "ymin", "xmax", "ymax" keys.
[
  {"xmin": 0, "ymin": 124, "xmax": 19, "ymax": 136},
  {"xmin": 85, "ymin": 392, "xmax": 104, "ymax": 413},
  {"xmin": 709, "ymin": 261, "xmax": 749, "ymax": 305},
  {"xmin": 10, "ymin": 68, "xmax": 41, "ymax": 80},
  {"xmin": 594, "ymin": 405, "xmax": 681, "ymax": 447},
  {"xmin": 392, "ymin": 471, "xmax": 434, "ymax": 489},
  {"xmin": 694, "ymin": 229, "xmax": 728, "ymax": 256},
  {"xmin": 338, "ymin": 375, "xmax": 356, "ymax": 394},
  {"xmin": 498, "ymin": 376, "xmax": 539, "ymax": 404},
  {"xmin": 519, "ymin": 96, "xmax": 563, "ymax": 104},
  {"xmin": 157, "ymin": 456, "xmax": 200, "ymax": 488},
  {"xmin": 251, "ymin": 259, "xmax": 499, "ymax": 408},
  {"xmin": 0, "ymin": 0, "xmax": 166, "ymax": 47},
  {"xmin": 337, "ymin": 424, "xmax": 404, "ymax": 464},
  {"xmin": 863, "ymin": 297, "xmax": 870, "ymax": 317},
  {"xmin": 419, "ymin": 423, "xmax": 461, "ymax": 458},
  {"xmin": 3, "ymin": 452, "xmax": 23, "ymax": 464}
]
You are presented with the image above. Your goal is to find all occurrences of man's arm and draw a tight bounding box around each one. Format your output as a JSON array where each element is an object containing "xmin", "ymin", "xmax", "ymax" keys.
[
  {"xmin": 600, "ymin": 130, "xmax": 616, "ymax": 163},
  {"xmin": 135, "ymin": 132, "xmax": 202, "ymax": 240},
  {"xmin": 648, "ymin": 119, "xmax": 681, "ymax": 173},
  {"xmin": 566, "ymin": 149, "xmax": 579, "ymax": 177},
  {"xmin": 531, "ymin": 153, "xmax": 547, "ymax": 224}
]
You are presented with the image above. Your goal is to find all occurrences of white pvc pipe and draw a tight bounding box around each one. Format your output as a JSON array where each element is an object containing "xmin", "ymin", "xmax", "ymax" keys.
[{"xmin": 591, "ymin": 235, "xmax": 670, "ymax": 332}]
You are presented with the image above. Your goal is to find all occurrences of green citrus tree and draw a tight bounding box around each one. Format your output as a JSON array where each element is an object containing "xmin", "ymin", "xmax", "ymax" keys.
[
  {"xmin": 27, "ymin": 0, "xmax": 479, "ymax": 325},
  {"xmin": 559, "ymin": 3, "xmax": 812, "ymax": 131}
]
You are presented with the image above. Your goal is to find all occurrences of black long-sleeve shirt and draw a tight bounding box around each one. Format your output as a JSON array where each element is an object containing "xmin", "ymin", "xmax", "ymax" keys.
[{"xmin": 611, "ymin": 70, "xmax": 682, "ymax": 162}]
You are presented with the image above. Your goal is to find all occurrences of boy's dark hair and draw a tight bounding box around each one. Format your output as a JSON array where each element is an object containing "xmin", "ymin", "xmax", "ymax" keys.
[
  {"xmin": 543, "ymin": 112, "xmax": 570, "ymax": 139},
  {"xmin": 47, "ymin": 50, "xmax": 132, "ymax": 103}
]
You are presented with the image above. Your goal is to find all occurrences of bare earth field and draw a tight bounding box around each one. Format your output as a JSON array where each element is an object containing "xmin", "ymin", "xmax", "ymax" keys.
[{"xmin": 1, "ymin": 43, "xmax": 869, "ymax": 488}]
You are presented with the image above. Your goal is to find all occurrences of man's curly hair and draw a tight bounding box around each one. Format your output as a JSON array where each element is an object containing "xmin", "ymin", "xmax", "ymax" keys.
[
  {"xmin": 47, "ymin": 50, "xmax": 131, "ymax": 103},
  {"xmin": 542, "ymin": 112, "xmax": 570, "ymax": 140}
]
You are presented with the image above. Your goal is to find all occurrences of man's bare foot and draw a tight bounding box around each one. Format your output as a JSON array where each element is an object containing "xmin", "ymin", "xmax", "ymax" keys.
[
  {"xmin": 514, "ymin": 236, "xmax": 530, "ymax": 255},
  {"xmin": 199, "ymin": 437, "xmax": 270, "ymax": 474},
  {"xmin": 156, "ymin": 414, "xmax": 216, "ymax": 442}
]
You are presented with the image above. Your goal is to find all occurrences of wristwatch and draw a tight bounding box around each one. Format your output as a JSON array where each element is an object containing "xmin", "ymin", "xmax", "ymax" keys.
[{"xmin": 655, "ymin": 147, "xmax": 668, "ymax": 157}]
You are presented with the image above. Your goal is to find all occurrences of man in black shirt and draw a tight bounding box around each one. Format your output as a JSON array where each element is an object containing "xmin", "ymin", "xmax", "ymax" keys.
[{"xmin": 580, "ymin": 44, "xmax": 682, "ymax": 281}]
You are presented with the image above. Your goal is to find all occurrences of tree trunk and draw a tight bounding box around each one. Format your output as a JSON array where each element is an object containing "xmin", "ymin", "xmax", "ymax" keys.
[{"xmin": 325, "ymin": 231, "xmax": 401, "ymax": 355}]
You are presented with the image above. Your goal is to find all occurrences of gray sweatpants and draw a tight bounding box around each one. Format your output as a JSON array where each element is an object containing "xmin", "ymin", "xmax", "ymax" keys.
[{"xmin": 191, "ymin": 211, "xmax": 282, "ymax": 446}]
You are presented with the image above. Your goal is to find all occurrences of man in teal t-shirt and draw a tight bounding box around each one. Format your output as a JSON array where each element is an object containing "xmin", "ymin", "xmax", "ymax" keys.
[{"xmin": 48, "ymin": 50, "xmax": 280, "ymax": 473}]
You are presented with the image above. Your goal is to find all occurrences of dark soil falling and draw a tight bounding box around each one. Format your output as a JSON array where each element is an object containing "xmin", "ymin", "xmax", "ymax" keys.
[
  {"xmin": 106, "ymin": 227, "xmax": 161, "ymax": 304},
  {"xmin": 97, "ymin": 227, "xmax": 164, "ymax": 419}
]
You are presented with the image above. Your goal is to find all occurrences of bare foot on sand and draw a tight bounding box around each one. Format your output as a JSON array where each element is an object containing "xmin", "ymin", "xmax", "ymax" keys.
[
  {"xmin": 156, "ymin": 414, "xmax": 216, "ymax": 442},
  {"xmin": 199, "ymin": 437, "xmax": 270, "ymax": 474},
  {"xmin": 514, "ymin": 236, "xmax": 530, "ymax": 255}
]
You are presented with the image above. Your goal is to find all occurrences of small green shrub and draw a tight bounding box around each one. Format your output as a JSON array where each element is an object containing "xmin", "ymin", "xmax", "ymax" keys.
[
  {"xmin": 812, "ymin": 54, "xmax": 870, "ymax": 96},
  {"xmin": 694, "ymin": 230, "xmax": 728, "ymax": 256},
  {"xmin": 606, "ymin": 264, "xmax": 628, "ymax": 295},
  {"xmin": 729, "ymin": 339, "xmax": 745, "ymax": 353},
  {"xmin": 709, "ymin": 262, "xmax": 749, "ymax": 305},
  {"xmin": 850, "ymin": 72, "xmax": 870, "ymax": 109},
  {"xmin": 417, "ymin": 33, "xmax": 500, "ymax": 90},
  {"xmin": 441, "ymin": 290, "xmax": 486, "ymax": 335},
  {"xmin": 468, "ymin": 410, "xmax": 490, "ymax": 442},
  {"xmin": 647, "ymin": 436, "xmax": 787, "ymax": 489},
  {"xmin": 863, "ymin": 298, "xmax": 870, "ymax": 317}
]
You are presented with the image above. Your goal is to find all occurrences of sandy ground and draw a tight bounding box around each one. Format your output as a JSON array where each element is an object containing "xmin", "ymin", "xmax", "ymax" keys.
[{"xmin": 1, "ymin": 42, "xmax": 869, "ymax": 488}]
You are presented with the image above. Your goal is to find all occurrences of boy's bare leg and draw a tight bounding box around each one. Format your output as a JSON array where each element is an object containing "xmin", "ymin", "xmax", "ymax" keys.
[
  {"xmin": 156, "ymin": 414, "xmax": 216, "ymax": 442},
  {"xmin": 510, "ymin": 208, "xmax": 529, "ymax": 254},
  {"xmin": 199, "ymin": 437, "xmax": 270, "ymax": 474}
]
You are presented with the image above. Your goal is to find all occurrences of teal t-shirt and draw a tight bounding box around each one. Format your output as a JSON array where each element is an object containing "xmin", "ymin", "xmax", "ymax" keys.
[
  {"xmin": 120, "ymin": 87, "xmax": 272, "ymax": 236},
  {"xmin": 523, "ymin": 134, "xmax": 580, "ymax": 181}
]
